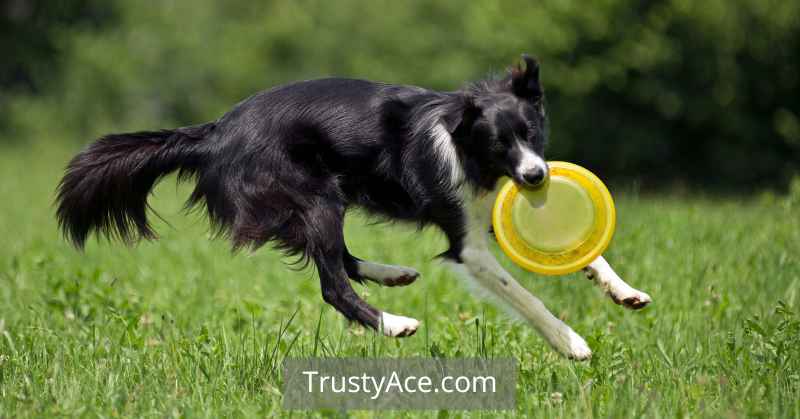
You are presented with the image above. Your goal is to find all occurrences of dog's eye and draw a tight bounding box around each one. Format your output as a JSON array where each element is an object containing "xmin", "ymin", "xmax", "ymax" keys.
[{"xmin": 488, "ymin": 136, "xmax": 509, "ymax": 154}]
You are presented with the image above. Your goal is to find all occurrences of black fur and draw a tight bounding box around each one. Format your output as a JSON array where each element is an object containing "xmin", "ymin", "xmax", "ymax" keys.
[
  {"xmin": 56, "ymin": 123, "xmax": 214, "ymax": 248},
  {"xmin": 56, "ymin": 55, "xmax": 548, "ymax": 331}
]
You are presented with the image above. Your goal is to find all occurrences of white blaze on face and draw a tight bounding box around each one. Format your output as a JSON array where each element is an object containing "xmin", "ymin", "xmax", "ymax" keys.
[{"xmin": 514, "ymin": 140, "xmax": 548, "ymax": 180}]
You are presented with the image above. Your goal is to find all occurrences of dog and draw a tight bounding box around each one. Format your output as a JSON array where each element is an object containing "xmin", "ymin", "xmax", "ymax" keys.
[{"xmin": 56, "ymin": 55, "xmax": 651, "ymax": 359}]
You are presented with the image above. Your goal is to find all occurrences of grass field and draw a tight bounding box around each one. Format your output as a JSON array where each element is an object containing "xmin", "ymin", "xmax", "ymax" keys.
[{"xmin": 1, "ymin": 142, "xmax": 799, "ymax": 418}]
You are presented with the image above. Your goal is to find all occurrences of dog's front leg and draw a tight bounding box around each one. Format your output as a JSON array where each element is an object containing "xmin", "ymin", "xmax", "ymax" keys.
[
  {"xmin": 583, "ymin": 255, "xmax": 651, "ymax": 309},
  {"xmin": 449, "ymin": 245, "xmax": 592, "ymax": 360},
  {"xmin": 446, "ymin": 190, "xmax": 591, "ymax": 360}
]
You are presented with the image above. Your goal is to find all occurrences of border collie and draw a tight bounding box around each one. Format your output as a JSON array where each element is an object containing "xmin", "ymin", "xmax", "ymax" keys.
[{"xmin": 56, "ymin": 55, "xmax": 651, "ymax": 359}]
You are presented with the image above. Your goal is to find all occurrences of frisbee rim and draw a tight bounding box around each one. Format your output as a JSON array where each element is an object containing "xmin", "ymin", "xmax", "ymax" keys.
[{"xmin": 492, "ymin": 161, "xmax": 616, "ymax": 276}]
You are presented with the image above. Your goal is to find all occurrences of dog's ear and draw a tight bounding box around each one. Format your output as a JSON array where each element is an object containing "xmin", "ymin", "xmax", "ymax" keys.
[
  {"xmin": 510, "ymin": 54, "xmax": 542, "ymax": 100},
  {"xmin": 441, "ymin": 97, "xmax": 480, "ymax": 136}
]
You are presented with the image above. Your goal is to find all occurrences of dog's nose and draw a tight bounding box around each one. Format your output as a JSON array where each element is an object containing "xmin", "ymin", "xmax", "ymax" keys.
[{"xmin": 520, "ymin": 167, "xmax": 547, "ymax": 187}]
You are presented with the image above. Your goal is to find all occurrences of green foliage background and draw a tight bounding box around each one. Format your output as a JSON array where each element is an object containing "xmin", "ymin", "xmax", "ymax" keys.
[{"xmin": 2, "ymin": 0, "xmax": 800, "ymax": 189}]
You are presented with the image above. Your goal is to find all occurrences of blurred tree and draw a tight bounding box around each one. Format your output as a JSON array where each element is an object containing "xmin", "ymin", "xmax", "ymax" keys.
[
  {"xmin": 3, "ymin": 0, "xmax": 798, "ymax": 190},
  {"xmin": 0, "ymin": 0, "xmax": 112, "ymax": 127}
]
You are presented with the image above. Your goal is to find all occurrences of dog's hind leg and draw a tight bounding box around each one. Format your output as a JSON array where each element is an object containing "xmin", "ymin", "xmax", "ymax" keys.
[
  {"xmin": 343, "ymin": 249, "xmax": 419, "ymax": 287},
  {"xmin": 583, "ymin": 255, "xmax": 651, "ymax": 310},
  {"xmin": 303, "ymin": 204, "xmax": 420, "ymax": 337}
]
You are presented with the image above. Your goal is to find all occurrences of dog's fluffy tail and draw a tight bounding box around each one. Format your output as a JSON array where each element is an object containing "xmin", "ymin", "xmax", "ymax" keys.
[{"xmin": 56, "ymin": 123, "xmax": 215, "ymax": 248}]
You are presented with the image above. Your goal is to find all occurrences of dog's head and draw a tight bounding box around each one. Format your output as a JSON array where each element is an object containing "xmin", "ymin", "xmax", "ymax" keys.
[{"xmin": 446, "ymin": 55, "xmax": 549, "ymax": 187}]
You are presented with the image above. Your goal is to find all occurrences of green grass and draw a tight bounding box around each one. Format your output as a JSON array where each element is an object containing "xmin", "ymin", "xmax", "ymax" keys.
[{"xmin": 1, "ymin": 142, "xmax": 799, "ymax": 418}]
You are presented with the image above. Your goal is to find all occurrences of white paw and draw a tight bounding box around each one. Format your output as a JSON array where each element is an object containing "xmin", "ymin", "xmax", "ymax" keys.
[
  {"xmin": 547, "ymin": 327, "xmax": 592, "ymax": 360},
  {"xmin": 610, "ymin": 289, "xmax": 652, "ymax": 310},
  {"xmin": 380, "ymin": 312, "xmax": 420, "ymax": 337},
  {"xmin": 359, "ymin": 262, "xmax": 420, "ymax": 287}
]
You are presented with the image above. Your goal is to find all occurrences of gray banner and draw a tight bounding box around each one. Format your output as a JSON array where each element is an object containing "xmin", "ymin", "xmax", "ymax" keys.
[{"xmin": 282, "ymin": 357, "xmax": 517, "ymax": 410}]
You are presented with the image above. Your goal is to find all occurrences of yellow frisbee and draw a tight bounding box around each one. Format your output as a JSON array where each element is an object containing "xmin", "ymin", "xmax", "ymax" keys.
[{"xmin": 492, "ymin": 161, "xmax": 616, "ymax": 276}]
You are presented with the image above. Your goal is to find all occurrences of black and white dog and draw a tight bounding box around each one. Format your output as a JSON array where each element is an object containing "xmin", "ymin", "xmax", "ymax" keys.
[{"xmin": 56, "ymin": 55, "xmax": 650, "ymax": 359}]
